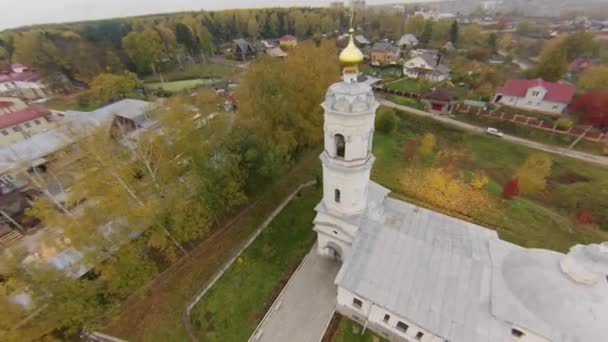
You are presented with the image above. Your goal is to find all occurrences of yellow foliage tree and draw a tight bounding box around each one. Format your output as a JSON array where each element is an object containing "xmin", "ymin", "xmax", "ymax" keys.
[
  {"xmin": 399, "ymin": 167, "xmax": 499, "ymax": 218},
  {"xmin": 236, "ymin": 41, "xmax": 340, "ymax": 154},
  {"xmin": 470, "ymin": 171, "xmax": 489, "ymax": 190},
  {"xmin": 515, "ymin": 154, "xmax": 553, "ymax": 195},
  {"xmin": 418, "ymin": 133, "xmax": 436, "ymax": 157}
]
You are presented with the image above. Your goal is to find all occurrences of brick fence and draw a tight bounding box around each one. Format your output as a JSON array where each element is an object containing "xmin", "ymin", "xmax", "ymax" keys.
[{"xmin": 453, "ymin": 104, "xmax": 607, "ymax": 143}]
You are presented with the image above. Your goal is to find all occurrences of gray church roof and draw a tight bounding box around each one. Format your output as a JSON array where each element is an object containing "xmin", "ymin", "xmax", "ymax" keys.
[
  {"xmin": 336, "ymin": 192, "xmax": 510, "ymax": 341},
  {"xmin": 335, "ymin": 181, "xmax": 608, "ymax": 342}
]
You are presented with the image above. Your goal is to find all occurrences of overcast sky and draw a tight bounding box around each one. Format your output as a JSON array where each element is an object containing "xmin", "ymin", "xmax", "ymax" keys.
[{"xmin": 0, "ymin": 0, "xmax": 405, "ymax": 31}]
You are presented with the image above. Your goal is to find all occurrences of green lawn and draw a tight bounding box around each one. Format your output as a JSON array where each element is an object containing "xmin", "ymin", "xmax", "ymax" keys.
[
  {"xmin": 331, "ymin": 318, "xmax": 387, "ymax": 342},
  {"xmin": 452, "ymin": 112, "xmax": 606, "ymax": 156},
  {"xmin": 143, "ymin": 62, "xmax": 238, "ymax": 83},
  {"xmin": 385, "ymin": 78, "xmax": 418, "ymax": 93},
  {"xmin": 372, "ymin": 106, "xmax": 608, "ymax": 252},
  {"xmin": 42, "ymin": 94, "xmax": 98, "ymax": 111},
  {"xmin": 189, "ymin": 186, "xmax": 320, "ymax": 341},
  {"xmin": 144, "ymin": 78, "xmax": 218, "ymax": 92},
  {"xmin": 385, "ymin": 95, "xmax": 425, "ymax": 110}
]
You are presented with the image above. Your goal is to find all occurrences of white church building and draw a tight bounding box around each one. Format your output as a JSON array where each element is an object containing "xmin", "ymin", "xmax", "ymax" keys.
[{"xmin": 313, "ymin": 31, "xmax": 608, "ymax": 342}]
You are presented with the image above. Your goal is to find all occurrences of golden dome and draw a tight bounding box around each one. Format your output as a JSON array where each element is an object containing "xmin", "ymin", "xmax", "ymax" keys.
[{"xmin": 339, "ymin": 29, "xmax": 364, "ymax": 66}]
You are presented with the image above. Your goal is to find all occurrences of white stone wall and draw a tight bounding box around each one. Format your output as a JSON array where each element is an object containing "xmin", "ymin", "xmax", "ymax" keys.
[
  {"xmin": 316, "ymin": 230, "xmax": 352, "ymax": 261},
  {"xmin": 322, "ymin": 162, "xmax": 372, "ymax": 216},
  {"xmin": 337, "ymin": 286, "xmax": 445, "ymax": 342},
  {"xmin": 510, "ymin": 326, "xmax": 551, "ymax": 342},
  {"xmin": 497, "ymin": 95, "xmax": 567, "ymax": 115},
  {"xmin": 324, "ymin": 112, "xmax": 375, "ymax": 161}
]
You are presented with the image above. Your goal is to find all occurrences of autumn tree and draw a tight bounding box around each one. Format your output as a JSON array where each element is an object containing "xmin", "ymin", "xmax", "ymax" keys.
[
  {"xmin": 535, "ymin": 45, "xmax": 568, "ymax": 82},
  {"xmin": 459, "ymin": 24, "xmax": 483, "ymax": 48},
  {"xmin": 502, "ymin": 177, "xmax": 520, "ymax": 199},
  {"xmin": 13, "ymin": 30, "xmax": 65, "ymax": 73},
  {"xmin": 405, "ymin": 15, "xmax": 426, "ymax": 36},
  {"xmin": 576, "ymin": 65, "xmax": 608, "ymax": 93},
  {"xmin": 569, "ymin": 91, "xmax": 608, "ymax": 129},
  {"xmin": 498, "ymin": 33, "xmax": 514, "ymax": 53},
  {"xmin": 89, "ymin": 72, "xmax": 138, "ymax": 103},
  {"xmin": 419, "ymin": 133, "xmax": 436, "ymax": 156},
  {"xmin": 175, "ymin": 23, "xmax": 199, "ymax": 57},
  {"xmin": 399, "ymin": 167, "xmax": 500, "ymax": 218},
  {"xmin": 236, "ymin": 41, "xmax": 340, "ymax": 155},
  {"xmin": 122, "ymin": 28, "xmax": 163, "ymax": 74},
  {"xmin": 515, "ymin": 154, "xmax": 553, "ymax": 195},
  {"xmin": 562, "ymin": 31, "xmax": 598, "ymax": 62}
]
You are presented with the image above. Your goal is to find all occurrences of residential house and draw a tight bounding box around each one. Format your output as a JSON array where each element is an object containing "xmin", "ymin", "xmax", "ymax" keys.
[
  {"xmin": 279, "ymin": 35, "xmax": 298, "ymax": 48},
  {"xmin": 568, "ymin": 57, "xmax": 595, "ymax": 74},
  {"xmin": 442, "ymin": 41, "xmax": 456, "ymax": 52},
  {"xmin": 0, "ymin": 98, "xmax": 54, "ymax": 146},
  {"xmin": 0, "ymin": 64, "xmax": 51, "ymax": 101},
  {"xmin": 403, "ymin": 53, "xmax": 451, "ymax": 82},
  {"xmin": 0, "ymin": 99, "xmax": 157, "ymax": 176},
  {"xmin": 355, "ymin": 35, "xmax": 371, "ymax": 47},
  {"xmin": 232, "ymin": 39, "xmax": 256, "ymax": 61},
  {"xmin": 370, "ymin": 42, "xmax": 400, "ymax": 66},
  {"xmin": 493, "ymin": 78, "xmax": 575, "ymax": 115},
  {"xmin": 422, "ymin": 87, "xmax": 454, "ymax": 114},
  {"xmin": 397, "ymin": 34, "xmax": 418, "ymax": 48}
]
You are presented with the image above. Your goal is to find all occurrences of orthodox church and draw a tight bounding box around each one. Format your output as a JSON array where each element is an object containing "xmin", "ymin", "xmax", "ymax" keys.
[{"xmin": 313, "ymin": 30, "xmax": 608, "ymax": 342}]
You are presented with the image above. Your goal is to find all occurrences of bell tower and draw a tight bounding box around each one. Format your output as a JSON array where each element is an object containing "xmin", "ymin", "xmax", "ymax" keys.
[{"xmin": 313, "ymin": 29, "xmax": 378, "ymax": 261}]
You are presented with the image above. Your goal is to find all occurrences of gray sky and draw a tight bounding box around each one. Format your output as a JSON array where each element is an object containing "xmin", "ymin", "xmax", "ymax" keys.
[{"xmin": 0, "ymin": 0, "xmax": 402, "ymax": 31}]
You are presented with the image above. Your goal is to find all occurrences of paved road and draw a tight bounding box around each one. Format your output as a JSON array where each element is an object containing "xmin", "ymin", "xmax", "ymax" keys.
[
  {"xmin": 249, "ymin": 246, "xmax": 341, "ymax": 342},
  {"xmin": 381, "ymin": 99, "xmax": 608, "ymax": 167}
]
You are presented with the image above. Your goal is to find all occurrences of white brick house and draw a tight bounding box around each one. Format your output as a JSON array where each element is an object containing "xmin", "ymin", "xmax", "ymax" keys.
[
  {"xmin": 403, "ymin": 54, "xmax": 450, "ymax": 82},
  {"xmin": 493, "ymin": 78, "xmax": 575, "ymax": 115}
]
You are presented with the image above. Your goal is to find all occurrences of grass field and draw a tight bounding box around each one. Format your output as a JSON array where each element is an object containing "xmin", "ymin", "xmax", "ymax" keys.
[
  {"xmin": 189, "ymin": 186, "xmax": 320, "ymax": 341},
  {"xmin": 143, "ymin": 62, "xmax": 238, "ymax": 83},
  {"xmin": 372, "ymin": 106, "xmax": 608, "ymax": 252},
  {"xmin": 42, "ymin": 93, "xmax": 98, "ymax": 111},
  {"xmin": 144, "ymin": 78, "xmax": 218, "ymax": 92},
  {"xmin": 331, "ymin": 317, "xmax": 387, "ymax": 342},
  {"xmin": 100, "ymin": 148, "xmax": 321, "ymax": 341},
  {"xmin": 385, "ymin": 78, "xmax": 418, "ymax": 93},
  {"xmin": 452, "ymin": 112, "xmax": 606, "ymax": 156}
]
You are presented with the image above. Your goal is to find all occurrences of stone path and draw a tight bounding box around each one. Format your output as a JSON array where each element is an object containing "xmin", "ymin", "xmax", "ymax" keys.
[{"xmin": 249, "ymin": 247, "xmax": 341, "ymax": 342}]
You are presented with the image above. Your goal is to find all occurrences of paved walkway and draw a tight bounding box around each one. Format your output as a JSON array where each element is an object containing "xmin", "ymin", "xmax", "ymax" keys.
[
  {"xmin": 250, "ymin": 247, "xmax": 341, "ymax": 342},
  {"xmin": 183, "ymin": 181, "xmax": 315, "ymax": 342},
  {"xmin": 381, "ymin": 99, "xmax": 608, "ymax": 167}
]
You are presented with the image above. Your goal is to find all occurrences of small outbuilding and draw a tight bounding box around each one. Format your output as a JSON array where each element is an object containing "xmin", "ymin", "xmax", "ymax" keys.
[
  {"xmin": 232, "ymin": 39, "xmax": 256, "ymax": 61},
  {"xmin": 422, "ymin": 87, "xmax": 454, "ymax": 114},
  {"xmin": 279, "ymin": 35, "xmax": 298, "ymax": 48}
]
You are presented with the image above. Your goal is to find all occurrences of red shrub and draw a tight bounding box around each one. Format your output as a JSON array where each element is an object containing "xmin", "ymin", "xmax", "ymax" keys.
[
  {"xmin": 569, "ymin": 91, "xmax": 608, "ymax": 130},
  {"xmin": 502, "ymin": 177, "xmax": 520, "ymax": 199},
  {"xmin": 575, "ymin": 210, "xmax": 597, "ymax": 224}
]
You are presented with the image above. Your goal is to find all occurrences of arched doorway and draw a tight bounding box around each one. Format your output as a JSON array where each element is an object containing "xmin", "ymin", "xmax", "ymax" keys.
[{"xmin": 325, "ymin": 241, "xmax": 344, "ymax": 263}]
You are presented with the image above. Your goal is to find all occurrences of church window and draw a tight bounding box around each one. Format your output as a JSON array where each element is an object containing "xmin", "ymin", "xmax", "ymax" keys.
[
  {"xmin": 511, "ymin": 328, "xmax": 524, "ymax": 338},
  {"xmin": 416, "ymin": 332, "xmax": 424, "ymax": 340},
  {"xmin": 335, "ymin": 189, "xmax": 341, "ymax": 203},
  {"xmin": 352, "ymin": 298, "xmax": 362, "ymax": 308},
  {"xmin": 383, "ymin": 314, "xmax": 390, "ymax": 323},
  {"xmin": 397, "ymin": 321, "xmax": 409, "ymax": 333},
  {"xmin": 335, "ymin": 134, "xmax": 345, "ymax": 158}
]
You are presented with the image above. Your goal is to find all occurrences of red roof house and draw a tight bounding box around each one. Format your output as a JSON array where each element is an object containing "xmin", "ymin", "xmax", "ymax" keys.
[
  {"xmin": 494, "ymin": 78, "xmax": 575, "ymax": 115},
  {"xmin": 0, "ymin": 106, "xmax": 50, "ymax": 130}
]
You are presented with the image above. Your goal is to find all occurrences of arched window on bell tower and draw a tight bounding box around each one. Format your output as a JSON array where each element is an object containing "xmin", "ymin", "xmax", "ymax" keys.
[
  {"xmin": 335, "ymin": 134, "xmax": 346, "ymax": 159},
  {"xmin": 334, "ymin": 189, "xmax": 341, "ymax": 203}
]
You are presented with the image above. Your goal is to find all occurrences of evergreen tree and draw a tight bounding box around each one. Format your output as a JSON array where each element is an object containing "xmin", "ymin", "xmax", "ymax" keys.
[
  {"xmin": 449, "ymin": 21, "xmax": 459, "ymax": 45},
  {"xmin": 420, "ymin": 20, "xmax": 433, "ymax": 45},
  {"xmin": 488, "ymin": 32, "xmax": 497, "ymax": 53}
]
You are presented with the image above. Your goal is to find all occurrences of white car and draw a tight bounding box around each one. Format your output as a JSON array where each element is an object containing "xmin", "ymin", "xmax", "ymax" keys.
[{"xmin": 486, "ymin": 127, "xmax": 504, "ymax": 137}]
